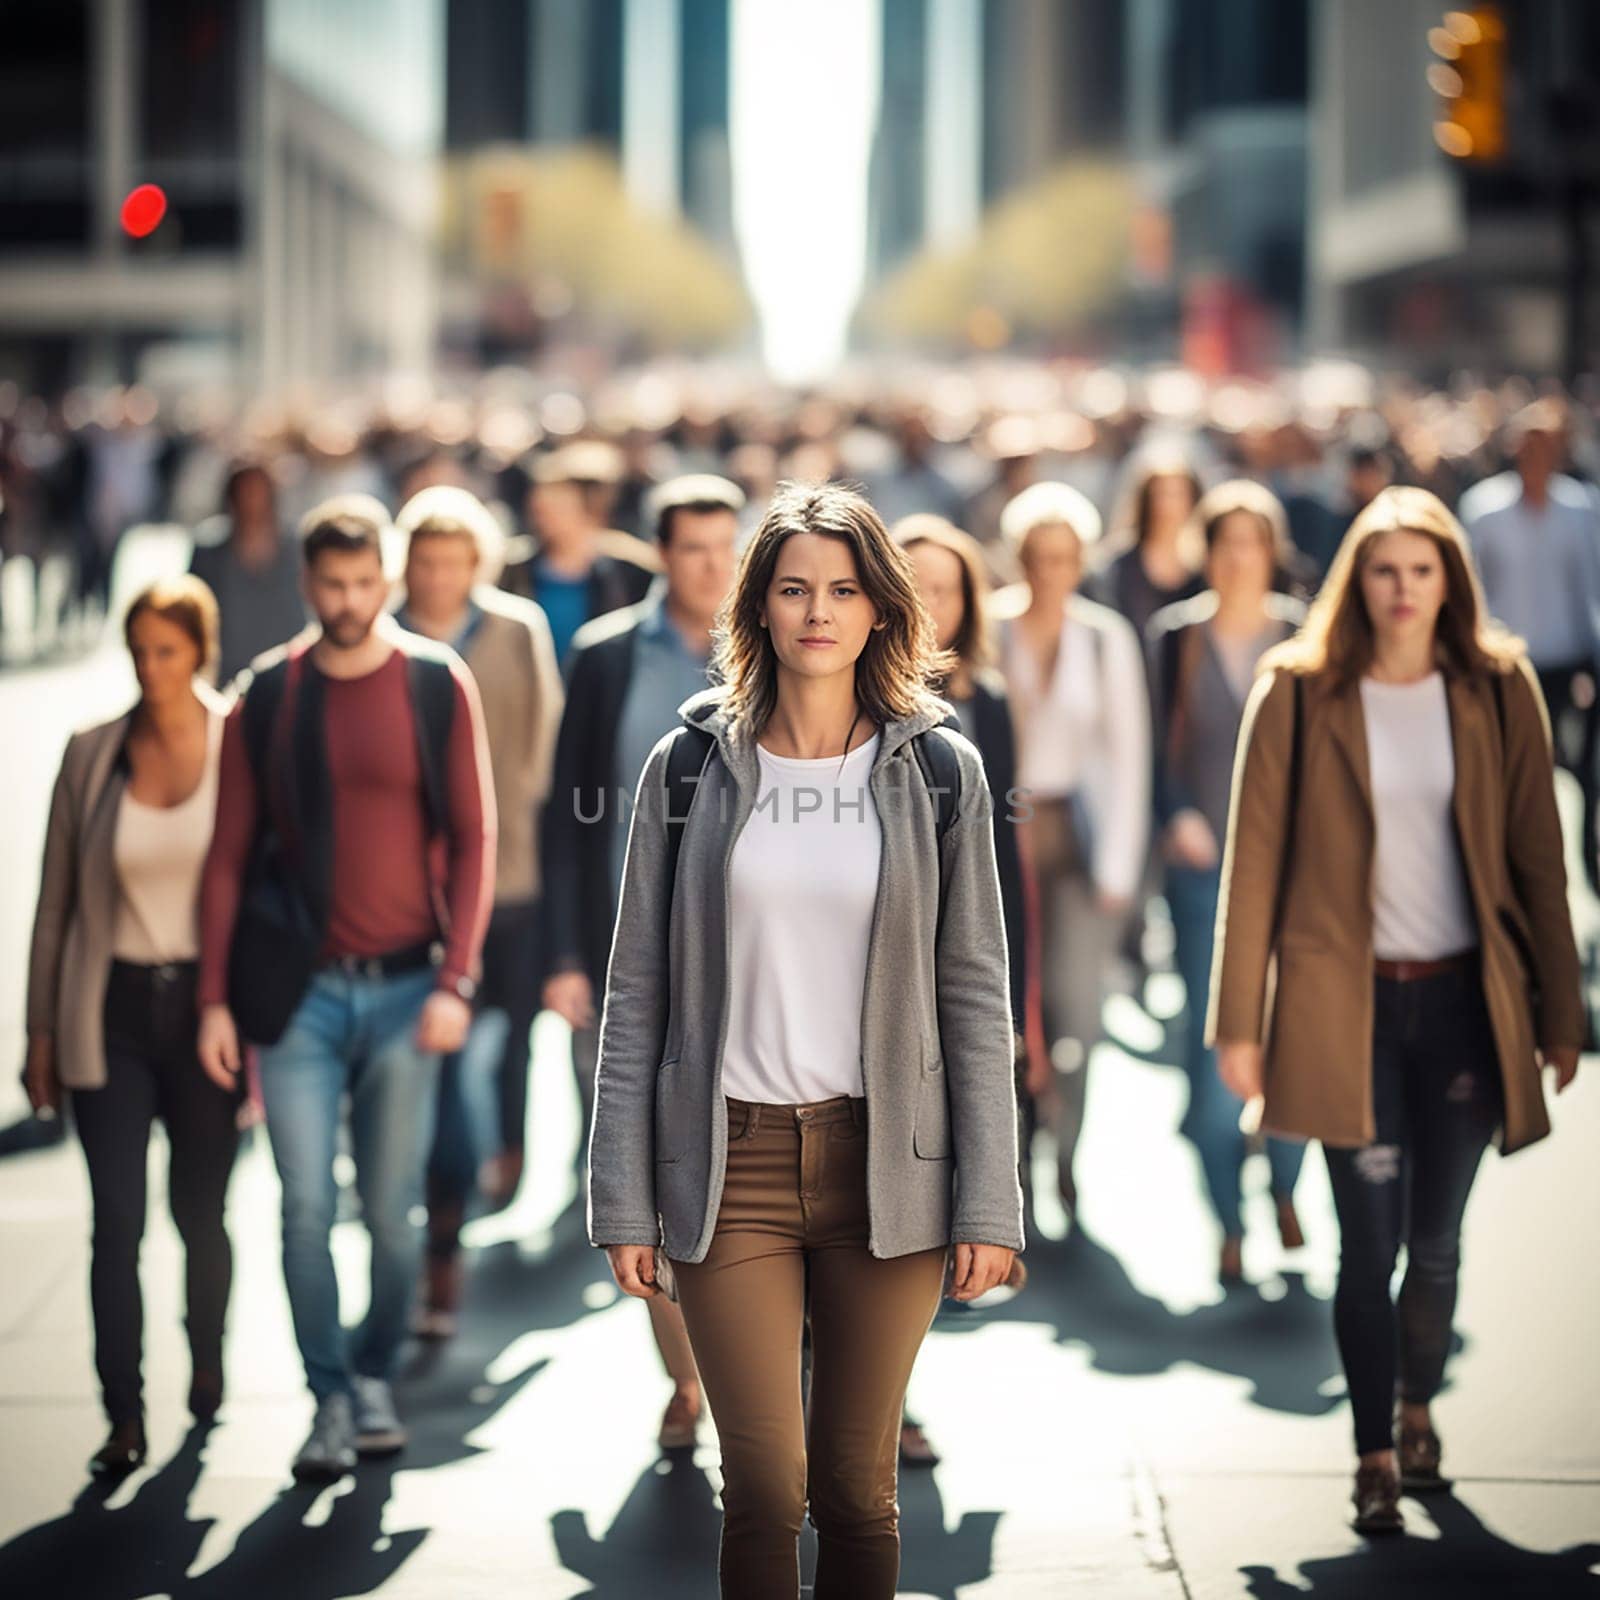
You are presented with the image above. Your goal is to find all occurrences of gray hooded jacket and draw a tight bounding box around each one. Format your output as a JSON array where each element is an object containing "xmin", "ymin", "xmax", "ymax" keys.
[{"xmin": 587, "ymin": 684, "xmax": 1026, "ymax": 1263}]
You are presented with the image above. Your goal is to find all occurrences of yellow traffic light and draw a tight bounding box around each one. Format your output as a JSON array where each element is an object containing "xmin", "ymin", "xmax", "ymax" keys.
[{"xmin": 1430, "ymin": 4, "xmax": 1506, "ymax": 162}]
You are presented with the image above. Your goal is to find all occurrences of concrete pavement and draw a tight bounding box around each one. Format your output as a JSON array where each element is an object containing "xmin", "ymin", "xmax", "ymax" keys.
[{"xmin": 0, "ymin": 610, "xmax": 1596, "ymax": 1598}]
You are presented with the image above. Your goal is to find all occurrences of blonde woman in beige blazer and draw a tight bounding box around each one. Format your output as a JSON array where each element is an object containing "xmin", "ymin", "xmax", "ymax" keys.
[
  {"xmin": 25, "ymin": 577, "xmax": 241, "ymax": 1477},
  {"xmin": 1211, "ymin": 488, "xmax": 1582, "ymax": 1537}
]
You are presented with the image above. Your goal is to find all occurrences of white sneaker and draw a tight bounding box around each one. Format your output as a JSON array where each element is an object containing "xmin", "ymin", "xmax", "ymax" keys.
[
  {"xmin": 351, "ymin": 1375, "xmax": 408, "ymax": 1457},
  {"xmin": 292, "ymin": 1393, "xmax": 357, "ymax": 1483}
]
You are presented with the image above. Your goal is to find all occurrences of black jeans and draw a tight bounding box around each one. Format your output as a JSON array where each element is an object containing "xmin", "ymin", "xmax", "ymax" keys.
[
  {"xmin": 426, "ymin": 900, "xmax": 543, "ymax": 1249},
  {"xmin": 486, "ymin": 900, "xmax": 542, "ymax": 1155},
  {"xmin": 71, "ymin": 961, "xmax": 241, "ymax": 1426},
  {"xmin": 1324, "ymin": 967, "xmax": 1503, "ymax": 1456}
]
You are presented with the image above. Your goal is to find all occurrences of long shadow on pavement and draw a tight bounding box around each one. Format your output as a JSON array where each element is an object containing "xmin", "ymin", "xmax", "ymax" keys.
[
  {"xmin": 1241, "ymin": 1492, "xmax": 1600, "ymax": 1599},
  {"xmin": 940, "ymin": 1222, "xmax": 1347, "ymax": 1420},
  {"xmin": 0, "ymin": 1422, "xmax": 218, "ymax": 1600},
  {"xmin": 548, "ymin": 1447, "xmax": 1000, "ymax": 1599},
  {"xmin": 0, "ymin": 1315, "xmax": 554, "ymax": 1598}
]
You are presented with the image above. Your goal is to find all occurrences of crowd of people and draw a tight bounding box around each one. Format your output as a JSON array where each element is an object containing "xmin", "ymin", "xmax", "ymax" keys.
[{"xmin": 14, "ymin": 361, "xmax": 1596, "ymax": 1595}]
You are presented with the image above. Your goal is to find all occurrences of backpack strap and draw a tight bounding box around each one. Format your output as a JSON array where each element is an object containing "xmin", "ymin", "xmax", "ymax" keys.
[
  {"xmin": 912, "ymin": 726, "xmax": 961, "ymax": 841},
  {"xmin": 239, "ymin": 655, "xmax": 292, "ymax": 804},
  {"xmin": 407, "ymin": 653, "xmax": 458, "ymax": 837},
  {"xmin": 664, "ymin": 724, "xmax": 717, "ymax": 898}
]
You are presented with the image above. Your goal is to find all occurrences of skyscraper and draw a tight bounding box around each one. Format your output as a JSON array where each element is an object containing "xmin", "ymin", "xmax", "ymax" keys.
[{"xmin": 443, "ymin": 0, "xmax": 735, "ymax": 251}]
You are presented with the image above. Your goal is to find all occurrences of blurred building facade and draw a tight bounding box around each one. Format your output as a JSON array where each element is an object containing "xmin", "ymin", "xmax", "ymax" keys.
[
  {"xmin": 439, "ymin": 0, "xmax": 744, "ymax": 363},
  {"xmin": 1309, "ymin": 0, "xmax": 1600, "ymax": 379},
  {"xmin": 0, "ymin": 0, "xmax": 444, "ymax": 397},
  {"xmin": 443, "ymin": 0, "xmax": 736, "ymax": 253},
  {"xmin": 863, "ymin": 0, "xmax": 1310, "ymax": 366},
  {"xmin": 1132, "ymin": 0, "xmax": 1311, "ymax": 371},
  {"xmin": 869, "ymin": 0, "xmax": 1126, "ymax": 272}
]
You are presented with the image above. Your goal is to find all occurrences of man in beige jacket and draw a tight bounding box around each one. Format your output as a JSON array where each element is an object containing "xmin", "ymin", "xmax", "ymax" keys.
[{"xmin": 396, "ymin": 486, "xmax": 564, "ymax": 1333}]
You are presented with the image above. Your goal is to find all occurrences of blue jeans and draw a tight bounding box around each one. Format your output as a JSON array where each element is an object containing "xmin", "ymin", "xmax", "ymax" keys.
[
  {"xmin": 428, "ymin": 1007, "xmax": 511, "ymax": 1205},
  {"xmin": 258, "ymin": 966, "xmax": 441, "ymax": 1400},
  {"xmin": 1167, "ymin": 865, "xmax": 1305, "ymax": 1233}
]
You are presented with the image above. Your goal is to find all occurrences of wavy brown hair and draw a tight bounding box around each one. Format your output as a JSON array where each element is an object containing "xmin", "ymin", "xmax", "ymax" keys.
[
  {"xmin": 712, "ymin": 482, "xmax": 953, "ymax": 733},
  {"xmin": 891, "ymin": 512, "xmax": 995, "ymax": 677},
  {"xmin": 1265, "ymin": 486, "xmax": 1522, "ymax": 687}
]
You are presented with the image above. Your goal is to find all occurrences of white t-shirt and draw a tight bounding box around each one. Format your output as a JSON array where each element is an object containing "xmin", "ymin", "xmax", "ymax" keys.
[
  {"xmin": 1359, "ymin": 674, "xmax": 1478, "ymax": 961},
  {"xmin": 1001, "ymin": 597, "xmax": 1151, "ymax": 899},
  {"xmin": 112, "ymin": 716, "xmax": 222, "ymax": 964},
  {"xmin": 721, "ymin": 734, "xmax": 883, "ymax": 1104}
]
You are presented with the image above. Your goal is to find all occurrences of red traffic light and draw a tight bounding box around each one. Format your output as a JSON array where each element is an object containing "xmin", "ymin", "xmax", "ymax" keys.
[{"xmin": 120, "ymin": 184, "xmax": 168, "ymax": 239}]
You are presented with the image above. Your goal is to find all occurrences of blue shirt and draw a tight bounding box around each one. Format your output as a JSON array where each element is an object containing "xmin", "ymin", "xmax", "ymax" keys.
[
  {"xmin": 1461, "ymin": 472, "xmax": 1600, "ymax": 667},
  {"xmin": 610, "ymin": 599, "xmax": 714, "ymax": 907},
  {"xmin": 395, "ymin": 598, "xmax": 484, "ymax": 658},
  {"xmin": 536, "ymin": 561, "xmax": 591, "ymax": 671}
]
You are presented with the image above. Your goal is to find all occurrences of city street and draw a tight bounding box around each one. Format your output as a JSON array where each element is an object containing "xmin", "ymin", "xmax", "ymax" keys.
[{"xmin": 0, "ymin": 620, "xmax": 1596, "ymax": 1600}]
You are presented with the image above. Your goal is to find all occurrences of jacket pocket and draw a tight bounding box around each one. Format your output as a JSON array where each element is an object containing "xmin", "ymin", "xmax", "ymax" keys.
[
  {"xmin": 913, "ymin": 1059, "xmax": 951, "ymax": 1159},
  {"xmin": 653, "ymin": 1059, "xmax": 685, "ymax": 1165}
]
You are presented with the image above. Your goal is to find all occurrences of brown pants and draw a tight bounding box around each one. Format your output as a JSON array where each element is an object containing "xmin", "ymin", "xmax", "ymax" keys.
[{"xmin": 670, "ymin": 1096, "xmax": 947, "ymax": 1600}]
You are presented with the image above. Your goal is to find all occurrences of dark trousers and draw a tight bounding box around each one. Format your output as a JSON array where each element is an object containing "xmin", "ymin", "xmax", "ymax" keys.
[
  {"xmin": 1536, "ymin": 660, "xmax": 1600, "ymax": 887},
  {"xmin": 426, "ymin": 901, "xmax": 542, "ymax": 1245},
  {"xmin": 488, "ymin": 900, "xmax": 542, "ymax": 1156},
  {"xmin": 1323, "ymin": 967, "xmax": 1502, "ymax": 1456},
  {"xmin": 71, "ymin": 961, "xmax": 241, "ymax": 1426}
]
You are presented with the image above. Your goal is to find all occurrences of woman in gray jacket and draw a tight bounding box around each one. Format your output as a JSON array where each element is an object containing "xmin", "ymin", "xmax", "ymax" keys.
[
  {"xmin": 24, "ymin": 577, "xmax": 241, "ymax": 1476},
  {"xmin": 588, "ymin": 482, "xmax": 1024, "ymax": 1600}
]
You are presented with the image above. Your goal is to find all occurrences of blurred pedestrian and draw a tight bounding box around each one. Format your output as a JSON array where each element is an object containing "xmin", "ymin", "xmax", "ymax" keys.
[
  {"xmin": 590, "ymin": 483, "xmax": 1022, "ymax": 1599},
  {"xmin": 394, "ymin": 487, "xmax": 563, "ymax": 1336},
  {"xmin": 189, "ymin": 459, "xmax": 307, "ymax": 685},
  {"xmin": 1147, "ymin": 482, "xmax": 1306, "ymax": 1285},
  {"xmin": 25, "ymin": 577, "xmax": 239, "ymax": 1475},
  {"xmin": 77, "ymin": 389, "xmax": 161, "ymax": 623},
  {"xmin": 995, "ymin": 482, "xmax": 1150, "ymax": 1219},
  {"xmin": 1211, "ymin": 487, "xmax": 1584, "ymax": 1536},
  {"xmin": 543, "ymin": 474, "xmax": 743, "ymax": 1451},
  {"xmin": 1086, "ymin": 452, "xmax": 1206, "ymax": 986},
  {"xmin": 499, "ymin": 442, "xmax": 660, "ymax": 667},
  {"xmin": 963, "ymin": 416, "xmax": 1042, "ymax": 583},
  {"xmin": 196, "ymin": 496, "xmax": 494, "ymax": 1483},
  {"xmin": 1460, "ymin": 400, "xmax": 1600, "ymax": 890},
  {"xmin": 866, "ymin": 409, "xmax": 966, "ymax": 528},
  {"xmin": 1087, "ymin": 454, "xmax": 1206, "ymax": 639},
  {"xmin": 896, "ymin": 511, "xmax": 1036, "ymax": 1465}
]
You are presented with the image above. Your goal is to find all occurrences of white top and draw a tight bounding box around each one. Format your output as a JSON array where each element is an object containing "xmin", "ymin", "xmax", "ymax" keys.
[
  {"xmin": 721, "ymin": 734, "xmax": 883, "ymax": 1104},
  {"xmin": 112, "ymin": 717, "xmax": 222, "ymax": 964},
  {"xmin": 1359, "ymin": 673, "xmax": 1478, "ymax": 962},
  {"xmin": 1001, "ymin": 595, "xmax": 1151, "ymax": 898}
]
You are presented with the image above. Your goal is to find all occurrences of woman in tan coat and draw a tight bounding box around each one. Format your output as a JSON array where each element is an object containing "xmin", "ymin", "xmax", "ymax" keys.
[{"xmin": 1210, "ymin": 487, "xmax": 1583, "ymax": 1537}]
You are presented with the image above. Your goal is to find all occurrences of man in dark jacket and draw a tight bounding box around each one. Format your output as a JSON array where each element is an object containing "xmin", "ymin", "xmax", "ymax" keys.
[
  {"xmin": 541, "ymin": 474, "xmax": 743, "ymax": 1077},
  {"xmin": 498, "ymin": 441, "xmax": 660, "ymax": 669}
]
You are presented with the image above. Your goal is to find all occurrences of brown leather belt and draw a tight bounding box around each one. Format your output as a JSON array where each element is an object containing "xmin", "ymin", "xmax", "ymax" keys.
[{"xmin": 1373, "ymin": 951, "xmax": 1478, "ymax": 983}]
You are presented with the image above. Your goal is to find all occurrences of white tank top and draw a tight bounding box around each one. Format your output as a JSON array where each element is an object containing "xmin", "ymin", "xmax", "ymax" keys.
[
  {"xmin": 720, "ymin": 734, "xmax": 882, "ymax": 1104},
  {"xmin": 111, "ymin": 715, "xmax": 221, "ymax": 965}
]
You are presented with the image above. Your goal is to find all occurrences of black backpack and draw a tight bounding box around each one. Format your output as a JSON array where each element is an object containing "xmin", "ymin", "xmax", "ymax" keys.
[
  {"xmin": 225, "ymin": 648, "xmax": 458, "ymax": 1045},
  {"xmin": 660, "ymin": 721, "xmax": 962, "ymax": 896}
]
